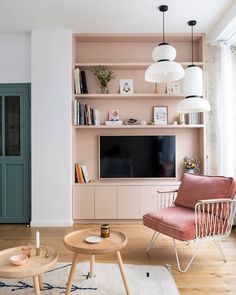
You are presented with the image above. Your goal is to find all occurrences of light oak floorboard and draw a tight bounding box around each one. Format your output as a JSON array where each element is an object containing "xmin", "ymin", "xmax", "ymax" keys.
[{"xmin": 0, "ymin": 224, "xmax": 235, "ymax": 295}]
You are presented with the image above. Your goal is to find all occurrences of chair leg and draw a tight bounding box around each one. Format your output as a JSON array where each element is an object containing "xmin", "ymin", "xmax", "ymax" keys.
[
  {"xmin": 213, "ymin": 240, "xmax": 227, "ymax": 263},
  {"xmin": 146, "ymin": 231, "xmax": 160, "ymax": 253},
  {"xmin": 173, "ymin": 239, "xmax": 202, "ymax": 273}
]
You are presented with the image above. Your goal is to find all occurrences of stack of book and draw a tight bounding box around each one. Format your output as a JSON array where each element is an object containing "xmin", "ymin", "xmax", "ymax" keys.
[
  {"xmin": 187, "ymin": 113, "xmax": 200, "ymax": 124},
  {"xmin": 74, "ymin": 68, "xmax": 88, "ymax": 94},
  {"xmin": 73, "ymin": 101, "xmax": 100, "ymax": 126},
  {"xmin": 75, "ymin": 164, "xmax": 90, "ymax": 183}
]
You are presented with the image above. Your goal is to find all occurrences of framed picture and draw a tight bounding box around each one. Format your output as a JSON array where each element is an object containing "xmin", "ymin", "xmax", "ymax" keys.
[
  {"xmin": 154, "ymin": 106, "xmax": 168, "ymax": 125},
  {"xmin": 120, "ymin": 79, "xmax": 133, "ymax": 94},
  {"xmin": 108, "ymin": 109, "xmax": 119, "ymax": 121},
  {"xmin": 166, "ymin": 81, "xmax": 181, "ymax": 94}
]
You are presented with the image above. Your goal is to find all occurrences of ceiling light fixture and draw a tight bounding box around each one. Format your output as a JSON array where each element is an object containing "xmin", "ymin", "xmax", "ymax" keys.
[
  {"xmin": 176, "ymin": 20, "xmax": 211, "ymax": 113},
  {"xmin": 145, "ymin": 5, "xmax": 185, "ymax": 83}
]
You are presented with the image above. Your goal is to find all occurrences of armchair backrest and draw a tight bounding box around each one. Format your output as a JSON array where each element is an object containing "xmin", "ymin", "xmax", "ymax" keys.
[{"xmin": 174, "ymin": 173, "xmax": 236, "ymax": 210}]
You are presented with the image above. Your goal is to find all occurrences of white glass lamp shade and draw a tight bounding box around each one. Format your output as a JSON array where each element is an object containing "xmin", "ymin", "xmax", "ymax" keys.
[
  {"xmin": 183, "ymin": 66, "xmax": 203, "ymax": 97},
  {"xmin": 145, "ymin": 43, "xmax": 185, "ymax": 83},
  {"xmin": 145, "ymin": 61, "xmax": 185, "ymax": 83},
  {"xmin": 176, "ymin": 97, "xmax": 211, "ymax": 113},
  {"xmin": 152, "ymin": 44, "xmax": 176, "ymax": 61}
]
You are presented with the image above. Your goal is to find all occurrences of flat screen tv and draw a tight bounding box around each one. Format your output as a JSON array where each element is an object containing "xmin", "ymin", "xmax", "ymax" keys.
[{"xmin": 99, "ymin": 135, "xmax": 176, "ymax": 179}]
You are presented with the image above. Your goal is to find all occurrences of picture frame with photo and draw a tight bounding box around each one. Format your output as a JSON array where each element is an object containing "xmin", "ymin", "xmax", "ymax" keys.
[
  {"xmin": 166, "ymin": 81, "xmax": 181, "ymax": 94},
  {"xmin": 108, "ymin": 109, "xmax": 119, "ymax": 121},
  {"xmin": 154, "ymin": 106, "xmax": 168, "ymax": 125},
  {"xmin": 120, "ymin": 79, "xmax": 133, "ymax": 94}
]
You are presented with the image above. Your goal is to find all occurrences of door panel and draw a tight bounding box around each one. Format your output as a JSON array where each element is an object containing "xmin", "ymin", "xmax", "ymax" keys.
[
  {"xmin": 6, "ymin": 164, "xmax": 24, "ymax": 217},
  {"xmin": 0, "ymin": 84, "xmax": 30, "ymax": 223},
  {"xmin": 0, "ymin": 97, "xmax": 2, "ymax": 156},
  {"xmin": 5, "ymin": 96, "xmax": 20, "ymax": 156},
  {"xmin": 0, "ymin": 164, "xmax": 2, "ymax": 217}
]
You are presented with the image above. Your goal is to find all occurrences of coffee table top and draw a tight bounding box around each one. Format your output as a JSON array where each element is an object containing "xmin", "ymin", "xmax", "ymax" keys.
[
  {"xmin": 64, "ymin": 228, "xmax": 128, "ymax": 255},
  {"xmin": 0, "ymin": 245, "xmax": 58, "ymax": 279}
]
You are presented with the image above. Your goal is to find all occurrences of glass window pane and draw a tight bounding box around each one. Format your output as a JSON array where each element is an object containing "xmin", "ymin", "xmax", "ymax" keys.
[
  {"xmin": 0, "ymin": 97, "xmax": 2, "ymax": 156},
  {"xmin": 5, "ymin": 96, "xmax": 20, "ymax": 156}
]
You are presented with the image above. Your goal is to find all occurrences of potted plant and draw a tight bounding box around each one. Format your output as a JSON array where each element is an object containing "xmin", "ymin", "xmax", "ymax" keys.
[
  {"xmin": 183, "ymin": 157, "xmax": 200, "ymax": 174},
  {"xmin": 92, "ymin": 65, "xmax": 115, "ymax": 94}
]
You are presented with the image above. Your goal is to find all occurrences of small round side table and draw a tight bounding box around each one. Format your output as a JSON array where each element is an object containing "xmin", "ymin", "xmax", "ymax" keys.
[
  {"xmin": 0, "ymin": 245, "xmax": 58, "ymax": 295},
  {"xmin": 63, "ymin": 228, "xmax": 131, "ymax": 295}
]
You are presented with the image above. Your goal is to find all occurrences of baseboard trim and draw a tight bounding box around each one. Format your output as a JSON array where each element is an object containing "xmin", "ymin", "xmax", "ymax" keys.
[{"xmin": 30, "ymin": 219, "xmax": 73, "ymax": 227}]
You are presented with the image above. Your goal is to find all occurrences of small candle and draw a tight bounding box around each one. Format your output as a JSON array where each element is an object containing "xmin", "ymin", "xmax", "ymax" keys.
[{"xmin": 36, "ymin": 230, "xmax": 40, "ymax": 249}]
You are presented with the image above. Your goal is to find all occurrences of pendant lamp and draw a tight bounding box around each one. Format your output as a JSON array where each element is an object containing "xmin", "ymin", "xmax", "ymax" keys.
[
  {"xmin": 145, "ymin": 5, "xmax": 185, "ymax": 83},
  {"xmin": 176, "ymin": 20, "xmax": 211, "ymax": 113}
]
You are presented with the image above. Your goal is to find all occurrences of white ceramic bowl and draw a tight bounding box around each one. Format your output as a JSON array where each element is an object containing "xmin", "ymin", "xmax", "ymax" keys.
[{"xmin": 10, "ymin": 254, "xmax": 28, "ymax": 266}]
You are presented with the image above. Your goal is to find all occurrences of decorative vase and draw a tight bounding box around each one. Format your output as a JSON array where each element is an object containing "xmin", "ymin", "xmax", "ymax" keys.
[
  {"xmin": 185, "ymin": 168, "xmax": 199, "ymax": 175},
  {"xmin": 186, "ymin": 168, "xmax": 195, "ymax": 174},
  {"xmin": 99, "ymin": 85, "xmax": 109, "ymax": 94}
]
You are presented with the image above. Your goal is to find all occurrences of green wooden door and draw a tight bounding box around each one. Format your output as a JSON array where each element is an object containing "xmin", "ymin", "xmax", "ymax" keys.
[{"xmin": 0, "ymin": 84, "xmax": 30, "ymax": 223}]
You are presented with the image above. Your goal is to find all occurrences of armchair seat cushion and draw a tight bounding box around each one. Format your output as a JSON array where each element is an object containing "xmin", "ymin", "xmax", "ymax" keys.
[{"xmin": 143, "ymin": 206, "xmax": 196, "ymax": 241}]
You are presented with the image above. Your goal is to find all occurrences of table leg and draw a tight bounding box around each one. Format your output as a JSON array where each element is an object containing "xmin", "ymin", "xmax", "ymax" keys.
[
  {"xmin": 33, "ymin": 275, "xmax": 41, "ymax": 295},
  {"xmin": 65, "ymin": 253, "xmax": 79, "ymax": 295},
  {"xmin": 116, "ymin": 251, "xmax": 131, "ymax": 295},
  {"xmin": 89, "ymin": 255, "xmax": 95, "ymax": 277},
  {"xmin": 38, "ymin": 274, "xmax": 43, "ymax": 289}
]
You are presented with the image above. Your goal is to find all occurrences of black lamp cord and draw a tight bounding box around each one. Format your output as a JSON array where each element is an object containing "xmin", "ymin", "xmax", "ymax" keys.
[
  {"xmin": 191, "ymin": 25, "xmax": 193, "ymax": 65},
  {"xmin": 162, "ymin": 10, "xmax": 165, "ymax": 44}
]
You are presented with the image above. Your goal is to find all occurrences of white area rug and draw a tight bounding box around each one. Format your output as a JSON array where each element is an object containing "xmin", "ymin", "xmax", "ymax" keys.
[{"xmin": 0, "ymin": 262, "xmax": 180, "ymax": 295}]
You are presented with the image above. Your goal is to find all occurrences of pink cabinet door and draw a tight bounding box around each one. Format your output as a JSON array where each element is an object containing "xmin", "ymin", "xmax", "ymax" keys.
[
  {"xmin": 95, "ymin": 186, "xmax": 117, "ymax": 219},
  {"xmin": 118, "ymin": 186, "xmax": 139, "ymax": 219},
  {"xmin": 73, "ymin": 186, "xmax": 94, "ymax": 219}
]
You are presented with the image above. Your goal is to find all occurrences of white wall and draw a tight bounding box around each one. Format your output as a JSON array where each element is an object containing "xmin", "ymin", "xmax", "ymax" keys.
[
  {"xmin": 0, "ymin": 34, "xmax": 30, "ymax": 82},
  {"xmin": 31, "ymin": 30, "xmax": 72, "ymax": 227}
]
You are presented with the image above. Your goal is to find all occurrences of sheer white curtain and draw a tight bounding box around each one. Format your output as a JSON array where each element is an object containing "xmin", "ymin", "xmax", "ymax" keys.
[{"xmin": 217, "ymin": 42, "xmax": 236, "ymax": 177}]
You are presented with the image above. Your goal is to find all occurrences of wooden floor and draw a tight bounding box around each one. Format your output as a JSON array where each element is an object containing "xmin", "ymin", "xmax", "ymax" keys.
[{"xmin": 0, "ymin": 223, "xmax": 236, "ymax": 295}]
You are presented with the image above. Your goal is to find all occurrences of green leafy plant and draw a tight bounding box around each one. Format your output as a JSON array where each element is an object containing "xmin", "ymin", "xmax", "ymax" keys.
[{"xmin": 91, "ymin": 65, "xmax": 115, "ymax": 87}]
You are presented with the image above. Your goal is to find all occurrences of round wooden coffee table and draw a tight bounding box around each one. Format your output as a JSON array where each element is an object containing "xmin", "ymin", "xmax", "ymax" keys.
[
  {"xmin": 64, "ymin": 228, "xmax": 131, "ymax": 295},
  {"xmin": 0, "ymin": 245, "xmax": 58, "ymax": 295}
]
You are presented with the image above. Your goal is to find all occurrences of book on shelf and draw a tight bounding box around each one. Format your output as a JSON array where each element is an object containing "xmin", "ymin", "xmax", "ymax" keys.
[
  {"xmin": 75, "ymin": 163, "xmax": 90, "ymax": 183},
  {"xmin": 72, "ymin": 100, "xmax": 78, "ymax": 125},
  {"xmin": 93, "ymin": 109, "xmax": 100, "ymax": 125},
  {"xmin": 80, "ymin": 103, "xmax": 85, "ymax": 125},
  {"xmin": 75, "ymin": 164, "xmax": 85, "ymax": 183},
  {"xmin": 80, "ymin": 70, "xmax": 88, "ymax": 94},
  {"xmin": 73, "ymin": 101, "xmax": 100, "ymax": 126},
  {"xmin": 81, "ymin": 165, "xmax": 90, "ymax": 183},
  {"xmin": 187, "ymin": 113, "xmax": 200, "ymax": 124},
  {"xmin": 74, "ymin": 68, "xmax": 81, "ymax": 94}
]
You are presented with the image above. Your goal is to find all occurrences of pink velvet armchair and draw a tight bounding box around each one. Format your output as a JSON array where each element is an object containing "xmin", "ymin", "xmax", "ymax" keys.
[{"xmin": 143, "ymin": 173, "xmax": 236, "ymax": 272}]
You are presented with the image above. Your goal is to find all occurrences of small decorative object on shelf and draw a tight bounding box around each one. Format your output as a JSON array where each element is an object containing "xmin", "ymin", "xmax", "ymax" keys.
[
  {"xmin": 153, "ymin": 83, "xmax": 159, "ymax": 94},
  {"xmin": 141, "ymin": 120, "xmax": 147, "ymax": 125},
  {"xmin": 179, "ymin": 113, "xmax": 186, "ymax": 125},
  {"xmin": 120, "ymin": 79, "xmax": 134, "ymax": 94},
  {"xmin": 183, "ymin": 156, "xmax": 200, "ymax": 174},
  {"xmin": 105, "ymin": 120, "xmax": 123, "ymax": 126},
  {"xmin": 108, "ymin": 109, "xmax": 119, "ymax": 121},
  {"xmin": 167, "ymin": 81, "xmax": 181, "ymax": 94},
  {"xmin": 124, "ymin": 118, "xmax": 139, "ymax": 125},
  {"xmin": 92, "ymin": 65, "xmax": 115, "ymax": 94},
  {"xmin": 153, "ymin": 106, "xmax": 168, "ymax": 125}
]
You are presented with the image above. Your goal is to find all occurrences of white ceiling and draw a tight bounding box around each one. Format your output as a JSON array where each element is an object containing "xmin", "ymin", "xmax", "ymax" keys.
[{"xmin": 0, "ymin": 0, "xmax": 234, "ymax": 37}]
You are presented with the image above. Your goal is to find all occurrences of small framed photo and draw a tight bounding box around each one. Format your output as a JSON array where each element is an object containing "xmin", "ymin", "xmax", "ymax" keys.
[
  {"xmin": 108, "ymin": 109, "xmax": 119, "ymax": 121},
  {"xmin": 167, "ymin": 81, "xmax": 181, "ymax": 94},
  {"xmin": 120, "ymin": 79, "xmax": 133, "ymax": 94},
  {"xmin": 154, "ymin": 106, "xmax": 168, "ymax": 125}
]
